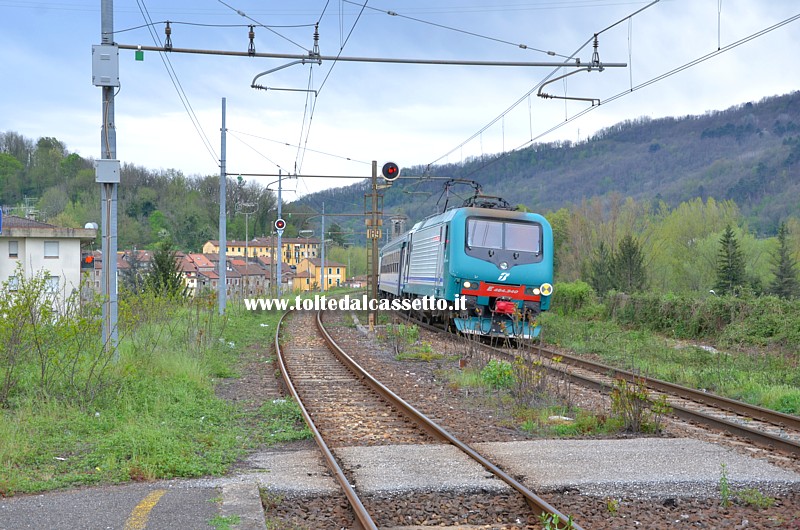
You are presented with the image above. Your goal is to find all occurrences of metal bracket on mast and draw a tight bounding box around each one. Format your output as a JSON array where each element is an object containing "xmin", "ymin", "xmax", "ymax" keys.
[
  {"xmin": 537, "ymin": 34, "xmax": 604, "ymax": 106},
  {"xmin": 251, "ymin": 23, "xmax": 322, "ymax": 92}
]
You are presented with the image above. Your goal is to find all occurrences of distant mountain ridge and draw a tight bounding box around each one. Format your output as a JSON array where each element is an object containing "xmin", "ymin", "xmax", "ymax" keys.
[{"xmin": 295, "ymin": 91, "xmax": 800, "ymax": 236}]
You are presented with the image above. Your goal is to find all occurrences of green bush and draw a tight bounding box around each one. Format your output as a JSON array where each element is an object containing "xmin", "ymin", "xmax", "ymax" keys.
[
  {"xmin": 606, "ymin": 291, "xmax": 800, "ymax": 349},
  {"xmin": 480, "ymin": 359, "xmax": 515, "ymax": 389},
  {"xmin": 552, "ymin": 281, "xmax": 595, "ymax": 316}
]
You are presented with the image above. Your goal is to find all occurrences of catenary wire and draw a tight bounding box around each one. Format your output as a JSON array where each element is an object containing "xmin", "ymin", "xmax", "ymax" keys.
[
  {"xmin": 135, "ymin": 0, "xmax": 219, "ymax": 165},
  {"xmin": 227, "ymin": 129, "xmax": 371, "ymax": 165},
  {"xmin": 226, "ymin": 130, "xmax": 287, "ymax": 173},
  {"xmin": 427, "ymin": 0, "xmax": 660, "ymax": 167},
  {"xmin": 293, "ymin": 0, "xmax": 370, "ymax": 184},
  {"xmin": 216, "ymin": 0, "xmax": 311, "ymax": 52},
  {"xmin": 108, "ymin": 20, "xmax": 317, "ymax": 35},
  {"xmin": 459, "ymin": 10, "xmax": 800, "ymax": 180},
  {"xmin": 342, "ymin": 0, "xmax": 569, "ymax": 59}
]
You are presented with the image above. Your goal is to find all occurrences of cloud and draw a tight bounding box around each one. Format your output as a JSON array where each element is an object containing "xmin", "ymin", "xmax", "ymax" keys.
[{"xmin": 2, "ymin": 0, "xmax": 799, "ymax": 196}]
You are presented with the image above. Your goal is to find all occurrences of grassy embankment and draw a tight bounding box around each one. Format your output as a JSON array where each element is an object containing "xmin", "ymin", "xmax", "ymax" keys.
[
  {"xmin": 0, "ymin": 285, "xmax": 309, "ymax": 496},
  {"xmin": 541, "ymin": 282, "xmax": 800, "ymax": 415}
]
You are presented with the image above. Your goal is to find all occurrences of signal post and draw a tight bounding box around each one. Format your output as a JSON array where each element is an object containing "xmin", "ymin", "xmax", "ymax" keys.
[{"xmin": 366, "ymin": 161, "xmax": 400, "ymax": 331}]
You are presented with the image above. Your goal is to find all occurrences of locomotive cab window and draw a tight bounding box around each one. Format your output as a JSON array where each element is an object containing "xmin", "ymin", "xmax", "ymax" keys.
[
  {"xmin": 466, "ymin": 218, "xmax": 542, "ymax": 266},
  {"xmin": 505, "ymin": 222, "xmax": 540, "ymax": 253}
]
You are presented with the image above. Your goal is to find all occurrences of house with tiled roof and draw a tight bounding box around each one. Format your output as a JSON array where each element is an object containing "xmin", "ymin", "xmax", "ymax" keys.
[
  {"xmin": 202, "ymin": 236, "xmax": 321, "ymax": 267},
  {"xmin": 0, "ymin": 214, "xmax": 96, "ymax": 311},
  {"xmin": 230, "ymin": 260, "xmax": 267, "ymax": 297},
  {"xmin": 295, "ymin": 257, "xmax": 346, "ymax": 292}
]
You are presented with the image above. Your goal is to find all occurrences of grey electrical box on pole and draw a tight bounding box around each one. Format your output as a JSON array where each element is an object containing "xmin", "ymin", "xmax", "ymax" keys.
[
  {"xmin": 92, "ymin": 44, "xmax": 120, "ymax": 87},
  {"xmin": 95, "ymin": 159, "xmax": 120, "ymax": 183}
]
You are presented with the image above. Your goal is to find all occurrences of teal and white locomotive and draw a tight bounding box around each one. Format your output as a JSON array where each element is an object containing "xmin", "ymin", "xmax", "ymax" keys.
[{"xmin": 379, "ymin": 187, "xmax": 553, "ymax": 339}]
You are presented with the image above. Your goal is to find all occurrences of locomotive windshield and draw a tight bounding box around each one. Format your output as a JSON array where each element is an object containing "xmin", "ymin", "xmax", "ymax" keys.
[
  {"xmin": 467, "ymin": 219, "xmax": 541, "ymax": 253},
  {"xmin": 465, "ymin": 218, "xmax": 542, "ymax": 268}
]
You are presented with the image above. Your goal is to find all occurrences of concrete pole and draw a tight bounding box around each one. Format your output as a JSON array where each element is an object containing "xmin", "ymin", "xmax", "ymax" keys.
[
  {"xmin": 321, "ymin": 202, "xmax": 325, "ymax": 291},
  {"xmin": 100, "ymin": 0, "xmax": 118, "ymax": 355},
  {"xmin": 218, "ymin": 98, "xmax": 227, "ymax": 314},
  {"xmin": 277, "ymin": 169, "xmax": 282, "ymax": 296}
]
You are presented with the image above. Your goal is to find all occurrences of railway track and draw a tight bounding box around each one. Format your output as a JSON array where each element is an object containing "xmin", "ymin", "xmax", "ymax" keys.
[
  {"xmin": 399, "ymin": 312, "xmax": 800, "ymax": 457},
  {"xmin": 276, "ymin": 309, "xmax": 584, "ymax": 530}
]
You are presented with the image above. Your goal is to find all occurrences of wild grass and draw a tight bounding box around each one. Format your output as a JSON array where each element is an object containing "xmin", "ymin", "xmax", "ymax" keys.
[
  {"xmin": 0, "ymin": 290, "xmax": 298, "ymax": 496},
  {"xmin": 538, "ymin": 311, "xmax": 800, "ymax": 414}
]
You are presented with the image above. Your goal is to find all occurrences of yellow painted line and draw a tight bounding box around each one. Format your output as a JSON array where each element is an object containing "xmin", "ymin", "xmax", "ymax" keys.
[{"xmin": 123, "ymin": 489, "xmax": 167, "ymax": 530}]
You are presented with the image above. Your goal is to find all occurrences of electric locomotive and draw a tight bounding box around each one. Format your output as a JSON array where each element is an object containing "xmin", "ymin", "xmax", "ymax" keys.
[{"xmin": 379, "ymin": 188, "xmax": 553, "ymax": 339}]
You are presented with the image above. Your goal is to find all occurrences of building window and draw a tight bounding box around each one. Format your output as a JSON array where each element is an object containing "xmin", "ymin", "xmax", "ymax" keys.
[
  {"xmin": 336, "ymin": 268, "xmax": 340, "ymax": 275},
  {"xmin": 8, "ymin": 240, "xmax": 18, "ymax": 258},
  {"xmin": 46, "ymin": 276, "xmax": 60, "ymax": 293},
  {"xmin": 44, "ymin": 241, "xmax": 59, "ymax": 258}
]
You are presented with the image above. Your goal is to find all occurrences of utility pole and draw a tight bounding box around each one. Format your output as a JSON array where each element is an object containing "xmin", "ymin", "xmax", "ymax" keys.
[
  {"xmin": 277, "ymin": 170, "xmax": 282, "ymax": 296},
  {"xmin": 237, "ymin": 202, "xmax": 256, "ymax": 263},
  {"xmin": 367, "ymin": 161, "xmax": 380, "ymax": 330},
  {"xmin": 219, "ymin": 98, "xmax": 227, "ymax": 315},
  {"xmin": 95, "ymin": 0, "xmax": 119, "ymax": 356},
  {"xmin": 237, "ymin": 201, "xmax": 256, "ymax": 297},
  {"xmin": 321, "ymin": 202, "xmax": 325, "ymax": 291}
]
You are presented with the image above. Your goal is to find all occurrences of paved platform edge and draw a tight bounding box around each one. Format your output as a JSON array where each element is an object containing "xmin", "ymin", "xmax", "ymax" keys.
[{"xmin": 221, "ymin": 481, "xmax": 267, "ymax": 530}]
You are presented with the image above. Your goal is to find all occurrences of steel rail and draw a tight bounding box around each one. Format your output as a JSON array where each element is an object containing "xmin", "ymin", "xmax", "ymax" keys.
[
  {"xmin": 398, "ymin": 312, "xmax": 800, "ymax": 456},
  {"xmin": 526, "ymin": 349, "xmax": 800, "ymax": 456},
  {"xmin": 524, "ymin": 343, "xmax": 800, "ymax": 432},
  {"xmin": 274, "ymin": 310, "xmax": 377, "ymax": 530},
  {"xmin": 315, "ymin": 310, "xmax": 584, "ymax": 530},
  {"xmin": 505, "ymin": 349, "xmax": 800, "ymax": 456}
]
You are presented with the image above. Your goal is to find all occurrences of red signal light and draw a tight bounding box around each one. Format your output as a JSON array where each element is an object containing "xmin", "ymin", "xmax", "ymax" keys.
[
  {"xmin": 382, "ymin": 162, "xmax": 400, "ymax": 181},
  {"xmin": 275, "ymin": 218, "xmax": 286, "ymax": 230},
  {"xmin": 81, "ymin": 253, "xmax": 95, "ymax": 269}
]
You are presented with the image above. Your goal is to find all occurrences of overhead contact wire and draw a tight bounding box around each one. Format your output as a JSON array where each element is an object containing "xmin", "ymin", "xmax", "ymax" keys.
[
  {"xmin": 461, "ymin": 11, "xmax": 800, "ymax": 179},
  {"xmin": 216, "ymin": 0, "xmax": 311, "ymax": 52},
  {"xmin": 428, "ymin": 0, "xmax": 661, "ymax": 167},
  {"xmin": 135, "ymin": 0, "xmax": 219, "ymax": 165},
  {"xmin": 342, "ymin": 0, "xmax": 568, "ymax": 58}
]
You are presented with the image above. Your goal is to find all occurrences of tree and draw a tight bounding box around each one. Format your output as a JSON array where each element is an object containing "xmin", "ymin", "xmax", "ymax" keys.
[
  {"xmin": 614, "ymin": 234, "xmax": 647, "ymax": 293},
  {"xmin": 714, "ymin": 225, "xmax": 746, "ymax": 295},
  {"xmin": 0, "ymin": 152, "xmax": 24, "ymax": 200},
  {"xmin": 120, "ymin": 250, "xmax": 148, "ymax": 294},
  {"xmin": 588, "ymin": 242, "xmax": 615, "ymax": 295},
  {"xmin": 145, "ymin": 240, "xmax": 185, "ymax": 298},
  {"xmin": 769, "ymin": 222, "xmax": 799, "ymax": 299},
  {"xmin": 326, "ymin": 222, "xmax": 347, "ymax": 247}
]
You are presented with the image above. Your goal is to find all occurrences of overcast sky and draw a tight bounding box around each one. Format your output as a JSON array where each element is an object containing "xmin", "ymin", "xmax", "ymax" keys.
[{"xmin": 1, "ymin": 1, "xmax": 799, "ymax": 199}]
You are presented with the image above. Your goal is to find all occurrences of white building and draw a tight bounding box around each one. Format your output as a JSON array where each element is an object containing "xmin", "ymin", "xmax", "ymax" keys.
[{"xmin": 0, "ymin": 214, "xmax": 97, "ymax": 311}]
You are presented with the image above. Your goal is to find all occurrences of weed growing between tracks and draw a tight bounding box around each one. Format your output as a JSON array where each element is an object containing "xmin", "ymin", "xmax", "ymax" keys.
[{"xmin": 0, "ymin": 288, "xmax": 300, "ymax": 496}]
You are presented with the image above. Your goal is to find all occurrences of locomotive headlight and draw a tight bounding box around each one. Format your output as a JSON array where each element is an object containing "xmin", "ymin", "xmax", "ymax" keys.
[
  {"xmin": 499, "ymin": 262, "xmax": 508, "ymax": 270},
  {"xmin": 540, "ymin": 283, "xmax": 553, "ymax": 296},
  {"xmin": 463, "ymin": 281, "xmax": 473, "ymax": 289},
  {"xmin": 532, "ymin": 288, "xmax": 541, "ymax": 295}
]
